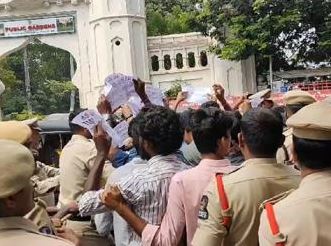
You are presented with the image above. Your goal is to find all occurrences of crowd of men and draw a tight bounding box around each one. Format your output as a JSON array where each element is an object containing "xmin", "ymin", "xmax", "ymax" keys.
[{"xmin": 0, "ymin": 77, "xmax": 330, "ymax": 246}]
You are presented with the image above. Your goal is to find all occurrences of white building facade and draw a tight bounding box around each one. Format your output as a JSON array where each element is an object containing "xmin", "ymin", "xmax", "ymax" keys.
[{"xmin": 0, "ymin": 0, "xmax": 256, "ymax": 108}]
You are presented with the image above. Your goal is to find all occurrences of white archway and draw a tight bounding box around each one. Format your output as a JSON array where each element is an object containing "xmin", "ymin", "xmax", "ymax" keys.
[{"xmin": 0, "ymin": 0, "xmax": 150, "ymax": 108}]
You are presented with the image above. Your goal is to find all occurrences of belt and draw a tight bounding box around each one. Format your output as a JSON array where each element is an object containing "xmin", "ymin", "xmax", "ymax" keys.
[{"xmin": 68, "ymin": 215, "xmax": 91, "ymax": 222}]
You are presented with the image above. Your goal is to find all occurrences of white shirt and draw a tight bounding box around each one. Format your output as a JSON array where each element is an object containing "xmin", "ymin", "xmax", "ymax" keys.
[
  {"xmin": 117, "ymin": 152, "xmax": 189, "ymax": 245},
  {"xmin": 79, "ymin": 157, "xmax": 147, "ymax": 246}
]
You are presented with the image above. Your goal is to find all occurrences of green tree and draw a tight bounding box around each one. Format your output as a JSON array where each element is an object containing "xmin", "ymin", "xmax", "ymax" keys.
[
  {"xmin": 195, "ymin": 0, "xmax": 331, "ymax": 72},
  {"xmin": 0, "ymin": 40, "xmax": 79, "ymax": 118},
  {"xmin": 146, "ymin": 0, "xmax": 199, "ymax": 36}
]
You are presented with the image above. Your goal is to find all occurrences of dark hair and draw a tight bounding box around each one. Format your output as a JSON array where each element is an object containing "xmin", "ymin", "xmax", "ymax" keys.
[
  {"xmin": 191, "ymin": 107, "xmax": 233, "ymax": 154},
  {"xmin": 286, "ymin": 104, "xmax": 308, "ymax": 116},
  {"xmin": 201, "ymin": 101, "xmax": 220, "ymax": 109},
  {"xmin": 241, "ymin": 108, "xmax": 284, "ymax": 157},
  {"xmin": 137, "ymin": 106, "xmax": 183, "ymax": 156},
  {"xmin": 69, "ymin": 109, "xmax": 87, "ymax": 133},
  {"xmin": 231, "ymin": 111, "xmax": 242, "ymax": 144},
  {"xmin": 179, "ymin": 109, "xmax": 195, "ymax": 131},
  {"xmin": 293, "ymin": 136, "xmax": 331, "ymax": 170}
]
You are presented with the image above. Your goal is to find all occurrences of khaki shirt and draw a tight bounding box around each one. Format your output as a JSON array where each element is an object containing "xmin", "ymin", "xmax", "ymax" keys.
[
  {"xmin": 58, "ymin": 135, "xmax": 112, "ymax": 207},
  {"xmin": 259, "ymin": 170, "xmax": 331, "ymax": 246},
  {"xmin": 31, "ymin": 161, "xmax": 60, "ymax": 206},
  {"xmin": 0, "ymin": 217, "xmax": 74, "ymax": 246},
  {"xmin": 276, "ymin": 128, "xmax": 293, "ymax": 165},
  {"xmin": 24, "ymin": 198, "xmax": 55, "ymax": 235},
  {"xmin": 192, "ymin": 158, "xmax": 300, "ymax": 246}
]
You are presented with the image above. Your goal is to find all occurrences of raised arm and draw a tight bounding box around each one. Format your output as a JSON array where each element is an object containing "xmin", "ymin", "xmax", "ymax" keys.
[
  {"xmin": 213, "ymin": 84, "xmax": 233, "ymax": 111},
  {"xmin": 133, "ymin": 78, "xmax": 152, "ymax": 107},
  {"xmin": 84, "ymin": 124, "xmax": 112, "ymax": 192}
]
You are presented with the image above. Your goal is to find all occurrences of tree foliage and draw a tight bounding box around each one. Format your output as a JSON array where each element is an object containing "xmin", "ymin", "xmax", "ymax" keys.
[
  {"xmin": 146, "ymin": 0, "xmax": 199, "ymax": 36},
  {"xmin": 0, "ymin": 40, "xmax": 78, "ymax": 118},
  {"xmin": 195, "ymin": 0, "xmax": 331, "ymax": 71}
]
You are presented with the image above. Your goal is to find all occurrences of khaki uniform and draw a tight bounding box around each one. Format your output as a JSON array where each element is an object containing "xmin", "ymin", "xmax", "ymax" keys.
[
  {"xmin": 259, "ymin": 101, "xmax": 331, "ymax": 246},
  {"xmin": 59, "ymin": 134, "xmax": 112, "ymax": 246},
  {"xmin": 0, "ymin": 217, "xmax": 74, "ymax": 246},
  {"xmin": 276, "ymin": 128, "xmax": 293, "ymax": 165},
  {"xmin": 259, "ymin": 170, "xmax": 331, "ymax": 246},
  {"xmin": 192, "ymin": 158, "xmax": 300, "ymax": 246},
  {"xmin": 58, "ymin": 134, "xmax": 112, "ymax": 206},
  {"xmin": 31, "ymin": 161, "xmax": 60, "ymax": 206},
  {"xmin": 25, "ymin": 198, "xmax": 56, "ymax": 235}
]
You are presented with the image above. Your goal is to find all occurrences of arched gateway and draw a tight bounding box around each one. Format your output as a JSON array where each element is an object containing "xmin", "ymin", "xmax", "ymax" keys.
[
  {"xmin": 0, "ymin": 0, "xmax": 149, "ymax": 108},
  {"xmin": 0, "ymin": 0, "xmax": 256, "ymax": 109}
]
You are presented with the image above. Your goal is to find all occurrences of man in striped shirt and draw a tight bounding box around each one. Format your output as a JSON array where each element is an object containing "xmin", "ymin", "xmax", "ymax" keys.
[
  {"xmin": 79, "ymin": 106, "xmax": 188, "ymax": 246},
  {"xmin": 116, "ymin": 106, "xmax": 189, "ymax": 245}
]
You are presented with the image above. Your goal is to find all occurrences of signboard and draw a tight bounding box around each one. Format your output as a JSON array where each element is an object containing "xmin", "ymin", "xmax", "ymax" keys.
[{"xmin": 0, "ymin": 16, "xmax": 75, "ymax": 38}]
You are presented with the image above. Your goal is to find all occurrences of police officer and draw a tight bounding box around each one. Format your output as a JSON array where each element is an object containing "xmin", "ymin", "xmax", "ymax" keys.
[
  {"xmin": 259, "ymin": 101, "xmax": 331, "ymax": 246},
  {"xmin": 192, "ymin": 108, "xmax": 301, "ymax": 246},
  {"xmin": 0, "ymin": 140, "xmax": 77, "ymax": 246},
  {"xmin": 23, "ymin": 118, "xmax": 60, "ymax": 206},
  {"xmin": 276, "ymin": 90, "xmax": 316, "ymax": 165},
  {"xmin": 0, "ymin": 121, "xmax": 55, "ymax": 235}
]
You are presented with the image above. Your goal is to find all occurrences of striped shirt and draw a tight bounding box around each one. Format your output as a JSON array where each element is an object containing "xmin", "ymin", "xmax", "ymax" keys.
[{"xmin": 118, "ymin": 152, "xmax": 189, "ymax": 245}]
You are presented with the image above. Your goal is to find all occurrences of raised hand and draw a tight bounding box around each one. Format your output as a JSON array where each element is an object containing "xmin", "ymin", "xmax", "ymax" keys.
[
  {"xmin": 93, "ymin": 123, "xmax": 112, "ymax": 158},
  {"xmin": 97, "ymin": 95, "xmax": 112, "ymax": 115},
  {"xmin": 213, "ymin": 84, "xmax": 225, "ymax": 100}
]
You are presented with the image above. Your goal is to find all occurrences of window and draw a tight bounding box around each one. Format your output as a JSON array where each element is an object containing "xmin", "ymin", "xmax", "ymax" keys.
[
  {"xmin": 200, "ymin": 51, "xmax": 208, "ymax": 67},
  {"xmin": 188, "ymin": 52, "xmax": 196, "ymax": 68},
  {"xmin": 176, "ymin": 53, "xmax": 184, "ymax": 69},
  {"xmin": 151, "ymin": 55, "xmax": 159, "ymax": 71},
  {"xmin": 164, "ymin": 54, "xmax": 172, "ymax": 70}
]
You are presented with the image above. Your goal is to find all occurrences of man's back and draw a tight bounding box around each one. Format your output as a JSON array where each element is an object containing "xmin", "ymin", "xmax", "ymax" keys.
[
  {"xmin": 118, "ymin": 152, "xmax": 188, "ymax": 245},
  {"xmin": 59, "ymin": 134, "xmax": 97, "ymax": 206},
  {"xmin": 259, "ymin": 170, "xmax": 331, "ymax": 246},
  {"xmin": 193, "ymin": 158, "xmax": 300, "ymax": 246},
  {"xmin": 0, "ymin": 217, "xmax": 73, "ymax": 246}
]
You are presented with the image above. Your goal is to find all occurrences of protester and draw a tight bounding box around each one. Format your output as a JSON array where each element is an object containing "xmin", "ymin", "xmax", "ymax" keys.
[
  {"xmin": 276, "ymin": 90, "xmax": 316, "ymax": 165},
  {"xmin": 192, "ymin": 108, "xmax": 301, "ymax": 246},
  {"xmin": 227, "ymin": 111, "xmax": 245, "ymax": 166},
  {"xmin": 58, "ymin": 110, "xmax": 112, "ymax": 246},
  {"xmin": 79, "ymin": 115, "xmax": 148, "ymax": 246},
  {"xmin": 213, "ymin": 84, "xmax": 233, "ymax": 111},
  {"xmin": 179, "ymin": 108, "xmax": 202, "ymax": 166},
  {"xmin": 23, "ymin": 118, "xmax": 60, "ymax": 207},
  {"xmin": 92, "ymin": 105, "xmax": 187, "ymax": 245},
  {"xmin": 102, "ymin": 107, "xmax": 240, "ymax": 246},
  {"xmin": 259, "ymin": 101, "xmax": 331, "ymax": 246},
  {"xmin": 0, "ymin": 140, "xmax": 79, "ymax": 246}
]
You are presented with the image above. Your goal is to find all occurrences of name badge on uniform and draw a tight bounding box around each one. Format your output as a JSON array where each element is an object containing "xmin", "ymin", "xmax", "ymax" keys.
[{"xmin": 198, "ymin": 195, "xmax": 209, "ymax": 220}]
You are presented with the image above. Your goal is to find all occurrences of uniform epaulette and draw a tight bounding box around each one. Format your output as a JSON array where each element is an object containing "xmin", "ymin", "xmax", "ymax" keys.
[{"xmin": 260, "ymin": 189, "xmax": 294, "ymax": 210}]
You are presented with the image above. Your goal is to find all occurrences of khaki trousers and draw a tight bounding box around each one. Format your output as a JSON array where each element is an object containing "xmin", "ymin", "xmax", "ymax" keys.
[{"xmin": 66, "ymin": 220, "xmax": 114, "ymax": 246}]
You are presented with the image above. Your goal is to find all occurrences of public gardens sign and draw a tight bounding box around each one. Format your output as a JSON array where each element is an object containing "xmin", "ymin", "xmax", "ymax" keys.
[{"xmin": 0, "ymin": 15, "xmax": 75, "ymax": 38}]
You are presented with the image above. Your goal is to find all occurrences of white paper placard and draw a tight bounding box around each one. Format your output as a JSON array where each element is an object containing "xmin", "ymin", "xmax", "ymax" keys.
[
  {"xmin": 103, "ymin": 73, "xmax": 166, "ymax": 113},
  {"xmin": 145, "ymin": 85, "xmax": 165, "ymax": 106},
  {"xmin": 113, "ymin": 121, "xmax": 130, "ymax": 147},
  {"xmin": 250, "ymin": 97, "xmax": 264, "ymax": 108},
  {"xmin": 72, "ymin": 109, "xmax": 123, "ymax": 147},
  {"xmin": 127, "ymin": 96, "xmax": 144, "ymax": 116},
  {"xmin": 186, "ymin": 87, "xmax": 212, "ymax": 104},
  {"xmin": 71, "ymin": 110, "xmax": 103, "ymax": 135}
]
